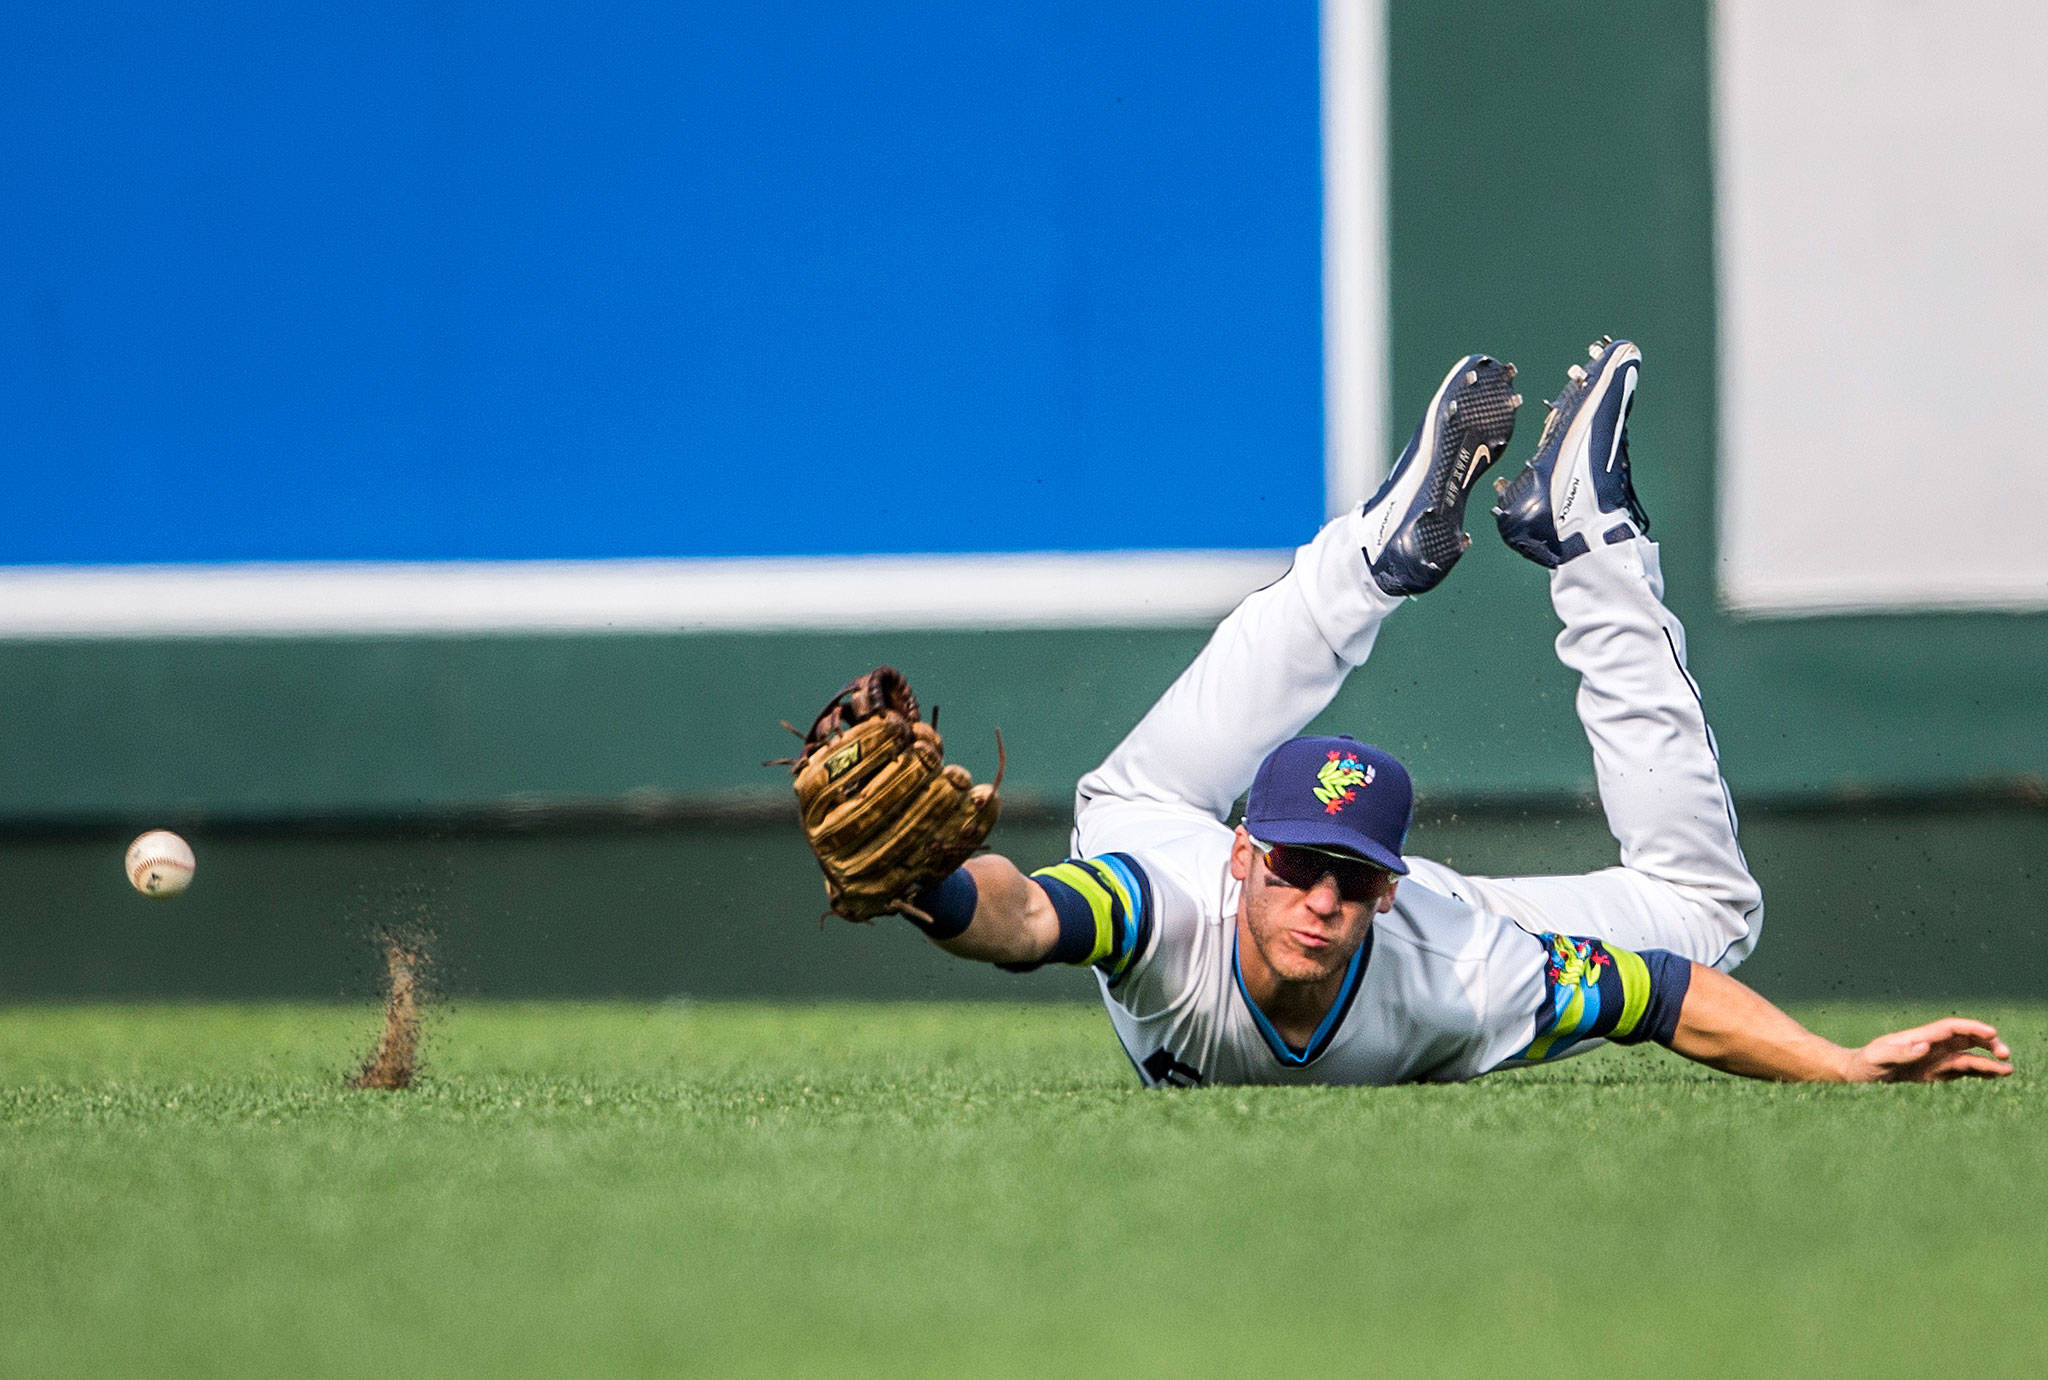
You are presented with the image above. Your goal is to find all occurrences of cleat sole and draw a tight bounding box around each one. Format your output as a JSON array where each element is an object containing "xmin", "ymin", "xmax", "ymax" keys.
[{"xmin": 1367, "ymin": 355, "xmax": 1521, "ymax": 594}]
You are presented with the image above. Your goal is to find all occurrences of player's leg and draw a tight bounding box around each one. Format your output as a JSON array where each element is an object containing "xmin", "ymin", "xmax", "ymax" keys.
[
  {"xmin": 1430, "ymin": 340, "xmax": 1762, "ymax": 970},
  {"xmin": 1074, "ymin": 356, "xmax": 1520, "ymax": 850}
]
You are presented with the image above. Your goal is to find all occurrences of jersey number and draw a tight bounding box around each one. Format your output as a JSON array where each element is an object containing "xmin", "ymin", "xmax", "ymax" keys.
[{"xmin": 1141, "ymin": 1049, "xmax": 1204, "ymax": 1088}]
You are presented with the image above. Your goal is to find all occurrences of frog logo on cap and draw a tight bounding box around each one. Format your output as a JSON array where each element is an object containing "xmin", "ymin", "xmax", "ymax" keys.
[{"xmin": 1314, "ymin": 751, "xmax": 1374, "ymax": 815}]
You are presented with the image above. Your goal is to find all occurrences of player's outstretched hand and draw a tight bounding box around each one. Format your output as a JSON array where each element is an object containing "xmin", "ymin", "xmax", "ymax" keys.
[{"xmin": 1847, "ymin": 1018, "xmax": 2013, "ymax": 1082}]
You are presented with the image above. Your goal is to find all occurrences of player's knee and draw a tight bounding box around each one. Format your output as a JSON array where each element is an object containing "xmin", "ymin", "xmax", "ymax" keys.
[
  {"xmin": 1638, "ymin": 870, "xmax": 1762, "ymax": 973},
  {"xmin": 1071, "ymin": 780, "xmax": 1116, "ymax": 850},
  {"xmin": 1713, "ymin": 902, "xmax": 1763, "ymax": 972},
  {"xmin": 1688, "ymin": 852, "xmax": 1763, "ymax": 965},
  {"xmin": 1691, "ymin": 888, "xmax": 1763, "ymax": 974}
]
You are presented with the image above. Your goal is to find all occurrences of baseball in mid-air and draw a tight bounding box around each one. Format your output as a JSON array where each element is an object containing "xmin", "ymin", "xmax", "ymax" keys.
[{"xmin": 125, "ymin": 830, "xmax": 196, "ymax": 898}]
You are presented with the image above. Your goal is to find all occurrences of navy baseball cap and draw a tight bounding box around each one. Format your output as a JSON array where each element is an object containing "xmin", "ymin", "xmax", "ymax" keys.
[{"xmin": 1243, "ymin": 735, "xmax": 1413, "ymax": 875}]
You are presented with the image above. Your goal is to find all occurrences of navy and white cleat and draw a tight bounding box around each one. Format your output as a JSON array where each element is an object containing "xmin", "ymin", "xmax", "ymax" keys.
[
  {"xmin": 1359, "ymin": 354, "xmax": 1520, "ymax": 596},
  {"xmin": 1491, "ymin": 337, "xmax": 1648, "ymax": 568}
]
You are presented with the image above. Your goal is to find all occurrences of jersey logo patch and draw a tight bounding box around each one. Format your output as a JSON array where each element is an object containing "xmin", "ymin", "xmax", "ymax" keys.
[
  {"xmin": 1314, "ymin": 750, "xmax": 1373, "ymax": 815},
  {"xmin": 1544, "ymin": 932, "xmax": 1609, "ymax": 988}
]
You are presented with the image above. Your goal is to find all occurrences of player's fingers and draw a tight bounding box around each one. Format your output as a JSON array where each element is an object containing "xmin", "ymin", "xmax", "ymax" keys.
[
  {"xmin": 1957, "ymin": 1027, "xmax": 2015, "ymax": 1060},
  {"xmin": 1876, "ymin": 1020, "xmax": 2005, "ymax": 1068},
  {"xmin": 1910, "ymin": 1017, "xmax": 2000, "ymax": 1045},
  {"xmin": 1927, "ymin": 1053, "xmax": 2014, "ymax": 1081},
  {"xmin": 1926, "ymin": 1026, "xmax": 2008, "ymax": 1059}
]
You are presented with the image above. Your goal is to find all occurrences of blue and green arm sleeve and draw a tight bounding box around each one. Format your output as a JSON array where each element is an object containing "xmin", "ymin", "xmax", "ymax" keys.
[
  {"xmin": 1002, "ymin": 853, "xmax": 1153, "ymax": 983},
  {"xmin": 1516, "ymin": 933, "xmax": 1693, "ymax": 1062}
]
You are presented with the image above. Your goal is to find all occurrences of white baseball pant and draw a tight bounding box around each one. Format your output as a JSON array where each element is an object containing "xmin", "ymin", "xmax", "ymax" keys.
[{"xmin": 1073, "ymin": 503, "xmax": 1764, "ymax": 971}]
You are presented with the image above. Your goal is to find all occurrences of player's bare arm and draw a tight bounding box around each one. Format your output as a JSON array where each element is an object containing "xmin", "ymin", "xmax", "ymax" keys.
[
  {"xmin": 922, "ymin": 854, "xmax": 1060, "ymax": 966},
  {"xmin": 1666, "ymin": 962, "xmax": 2013, "ymax": 1083}
]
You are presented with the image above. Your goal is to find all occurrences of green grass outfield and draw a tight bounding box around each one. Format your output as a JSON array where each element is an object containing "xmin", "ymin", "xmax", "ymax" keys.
[{"xmin": 4, "ymin": 1001, "xmax": 2043, "ymax": 1377}]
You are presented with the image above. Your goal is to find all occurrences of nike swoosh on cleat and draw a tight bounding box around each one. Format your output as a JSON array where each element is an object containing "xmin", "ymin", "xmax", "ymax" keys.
[{"xmin": 1605, "ymin": 369, "xmax": 1637, "ymax": 473}]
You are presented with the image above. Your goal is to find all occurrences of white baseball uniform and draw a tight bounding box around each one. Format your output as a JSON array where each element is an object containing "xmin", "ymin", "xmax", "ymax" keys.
[{"xmin": 1051, "ymin": 501, "xmax": 1763, "ymax": 1087}]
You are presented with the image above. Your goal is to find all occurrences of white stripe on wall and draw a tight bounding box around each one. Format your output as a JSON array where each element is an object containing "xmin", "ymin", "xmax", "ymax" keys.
[
  {"xmin": 1714, "ymin": 0, "xmax": 2048, "ymax": 615},
  {"xmin": 1320, "ymin": 0, "xmax": 1389, "ymax": 519},
  {"xmin": 0, "ymin": 551, "xmax": 1296, "ymax": 638}
]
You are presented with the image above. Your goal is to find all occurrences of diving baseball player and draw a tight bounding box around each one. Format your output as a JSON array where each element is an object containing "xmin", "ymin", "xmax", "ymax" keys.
[{"xmin": 798, "ymin": 340, "xmax": 2013, "ymax": 1087}]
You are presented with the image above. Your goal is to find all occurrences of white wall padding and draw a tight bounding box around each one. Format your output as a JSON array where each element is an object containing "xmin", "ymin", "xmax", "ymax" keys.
[{"xmin": 1715, "ymin": 0, "xmax": 2048, "ymax": 613}]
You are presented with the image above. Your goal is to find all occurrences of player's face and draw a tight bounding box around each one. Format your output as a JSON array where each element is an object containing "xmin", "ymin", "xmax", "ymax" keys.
[{"xmin": 1230, "ymin": 829, "xmax": 1396, "ymax": 986}]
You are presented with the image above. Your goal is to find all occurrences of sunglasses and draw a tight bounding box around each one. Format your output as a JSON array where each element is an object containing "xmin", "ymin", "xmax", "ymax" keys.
[{"xmin": 1249, "ymin": 837, "xmax": 1385, "ymax": 902}]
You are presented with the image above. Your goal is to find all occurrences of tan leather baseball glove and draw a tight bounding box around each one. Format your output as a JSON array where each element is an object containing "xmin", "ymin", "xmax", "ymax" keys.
[{"xmin": 783, "ymin": 667, "xmax": 1002, "ymax": 923}]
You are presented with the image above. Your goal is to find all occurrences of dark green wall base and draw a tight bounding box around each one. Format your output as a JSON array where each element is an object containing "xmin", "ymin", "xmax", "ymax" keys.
[
  {"xmin": 5, "ymin": 601, "xmax": 2046, "ymax": 825},
  {"xmin": 4, "ymin": 807, "xmax": 2042, "ymax": 1002},
  {"xmin": 0, "ymin": 630, "xmax": 1207, "ymax": 821}
]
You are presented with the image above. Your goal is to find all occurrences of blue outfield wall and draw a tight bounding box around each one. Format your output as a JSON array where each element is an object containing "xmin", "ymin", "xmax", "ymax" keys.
[{"xmin": 0, "ymin": 2, "xmax": 1323, "ymax": 564}]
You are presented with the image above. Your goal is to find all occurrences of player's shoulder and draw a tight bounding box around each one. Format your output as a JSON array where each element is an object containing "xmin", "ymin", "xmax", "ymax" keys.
[
  {"xmin": 1073, "ymin": 797, "xmax": 1231, "ymax": 879},
  {"xmin": 1072, "ymin": 800, "xmax": 1230, "ymax": 916},
  {"xmin": 1091, "ymin": 833, "xmax": 1225, "ymax": 950},
  {"xmin": 1058, "ymin": 831, "xmax": 1230, "ymax": 1014},
  {"xmin": 1375, "ymin": 865, "xmax": 1520, "ymax": 962},
  {"xmin": 1024, "ymin": 818, "xmax": 1225, "ymax": 997},
  {"xmin": 1125, "ymin": 834, "xmax": 1229, "ymax": 909},
  {"xmin": 1364, "ymin": 863, "xmax": 1561, "ymax": 1081},
  {"xmin": 1368, "ymin": 867, "xmax": 1545, "ymax": 1021}
]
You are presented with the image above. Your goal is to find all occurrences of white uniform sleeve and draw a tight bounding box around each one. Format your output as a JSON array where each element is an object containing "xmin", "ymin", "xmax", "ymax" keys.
[
  {"xmin": 1038, "ymin": 800, "xmax": 1231, "ymax": 1013},
  {"xmin": 1026, "ymin": 844, "xmax": 1208, "ymax": 991}
]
